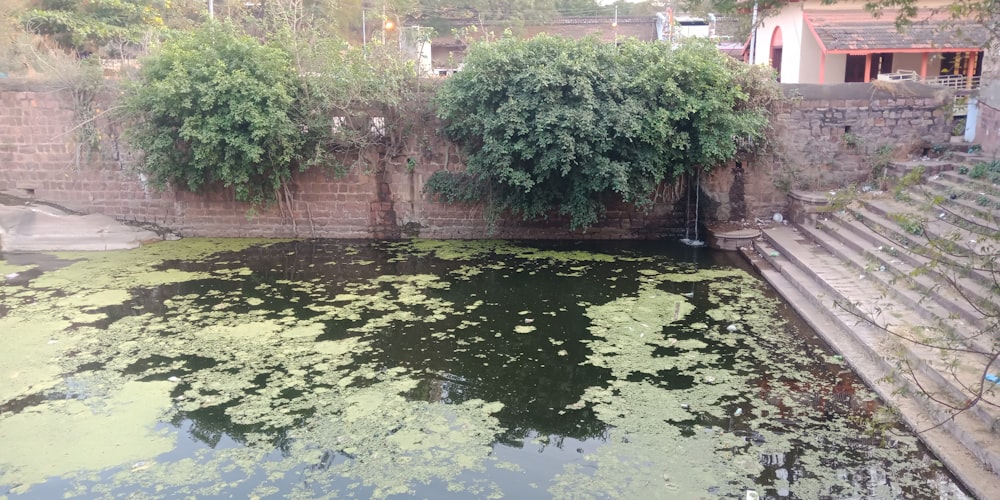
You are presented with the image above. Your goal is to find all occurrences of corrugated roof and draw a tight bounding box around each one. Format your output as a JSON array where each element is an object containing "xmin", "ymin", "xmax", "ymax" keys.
[{"xmin": 805, "ymin": 9, "xmax": 987, "ymax": 52}]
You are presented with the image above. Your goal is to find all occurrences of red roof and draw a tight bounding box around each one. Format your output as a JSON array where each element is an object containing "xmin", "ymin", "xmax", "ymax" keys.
[{"xmin": 804, "ymin": 9, "xmax": 986, "ymax": 53}]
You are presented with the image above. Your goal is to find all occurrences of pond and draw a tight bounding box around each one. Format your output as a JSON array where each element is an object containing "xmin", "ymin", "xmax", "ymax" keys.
[{"xmin": 0, "ymin": 239, "xmax": 969, "ymax": 498}]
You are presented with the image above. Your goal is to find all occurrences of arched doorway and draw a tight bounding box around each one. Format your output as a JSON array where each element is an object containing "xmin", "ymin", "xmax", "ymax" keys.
[{"xmin": 770, "ymin": 27, "xmax": 783, "ymax": 81}]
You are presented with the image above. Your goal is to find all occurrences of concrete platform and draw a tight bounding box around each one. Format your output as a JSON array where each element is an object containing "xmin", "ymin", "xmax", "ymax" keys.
[
  {"xmin": 705, "ymin": 224, "xmax": 761, "ymax": 251},
  {"xmin": 0, "ymin": 201, "xmax": 162, "ymax": 252}
]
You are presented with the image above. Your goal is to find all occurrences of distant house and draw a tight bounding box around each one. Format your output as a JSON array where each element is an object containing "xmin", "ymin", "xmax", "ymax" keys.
[
  {"xmin": 427, "ymin": 14, "xmax": 738, "ymax": 76},
  {"xmin": 428, "ymin": 16, "xmax": 660, "ymax": 75},
  {"xmin": 747, "ymin": 0, "xmax": 986, "ymax": 89}
]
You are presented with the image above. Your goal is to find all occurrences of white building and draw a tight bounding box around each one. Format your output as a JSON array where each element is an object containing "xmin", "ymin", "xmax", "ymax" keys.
[{"xmin": 747, "ymin": 0, "xmax": 985, "ymax": 88}]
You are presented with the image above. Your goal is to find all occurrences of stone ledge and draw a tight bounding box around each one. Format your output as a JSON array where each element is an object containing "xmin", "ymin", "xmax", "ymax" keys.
[{"xmin": 706, "ymin": 223, "xmax": 761, "ymax": 251}]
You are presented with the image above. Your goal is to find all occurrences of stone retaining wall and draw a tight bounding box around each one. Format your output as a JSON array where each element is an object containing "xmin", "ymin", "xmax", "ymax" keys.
[
  {"xmin": 973, "ymin": 49, "xmax": 1000, "ymax": 154},
  {"xmin": 0, "ymin": 81, "xmax": 955, "ymax": 239},
  {"xmin": 770, "ymin": 82, "xmax": 952, "ymax": 191}
]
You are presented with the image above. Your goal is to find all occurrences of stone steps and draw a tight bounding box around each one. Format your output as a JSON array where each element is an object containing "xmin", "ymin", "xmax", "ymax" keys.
[
  {"xmin": 742, "ymin": 154, "xmax": 1000, "ymax": 497},
  {"xmin": 927, "ymin": 173, "xmax": 1000, "ymax": 220},
  {"xmin": 832, "ymin": 201, "xmax": 996, "ymax": 332},
  {"xmin": 745, "ymin": 227, "xmax": 1000, "ymax": 499},
  {"xmin": 760, "ymin": 225, "xmax": 999, "ymax": 428},
  {"xmin": 807, "ymin": 211, "xmax": 991, "ymax": 349}
]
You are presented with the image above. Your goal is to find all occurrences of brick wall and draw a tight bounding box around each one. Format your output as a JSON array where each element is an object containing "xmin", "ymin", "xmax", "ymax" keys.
[
  {"xmin": 0, "ymin": 88, "xmax": 690, "ymax": 239},
  {"xmin": 0, "ymin": 81, "xmax": 954, "ymax": 239}
]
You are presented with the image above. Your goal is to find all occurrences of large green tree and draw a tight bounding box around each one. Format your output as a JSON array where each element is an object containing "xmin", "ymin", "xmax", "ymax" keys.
[
  {"xmin": 432, "ymin": 35, "xmax": 776, "ymax": 230},
  {"xmin": 123, "ymin": 22, "xmax": 302, "ymax": 205},
  {"xmin": 17, "ymin": 0, "xmax": 204, "ymax": 56}
]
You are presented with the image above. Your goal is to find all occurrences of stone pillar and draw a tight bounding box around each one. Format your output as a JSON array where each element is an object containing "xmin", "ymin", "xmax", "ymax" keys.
[{"xmin": 975, "ymin": 45, "xmax": 1000, "ymax": 153}]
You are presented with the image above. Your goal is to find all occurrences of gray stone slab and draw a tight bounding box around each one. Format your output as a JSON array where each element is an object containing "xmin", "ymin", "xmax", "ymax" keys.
[{"xmin": 0, "ymin": 204, "xmax": 161, "ymax": 252}]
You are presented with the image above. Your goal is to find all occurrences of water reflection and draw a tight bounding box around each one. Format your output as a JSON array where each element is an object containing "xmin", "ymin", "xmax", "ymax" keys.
[{"xmin": 0, "ymin": 239, "xmax": 969, "ymax": 498}]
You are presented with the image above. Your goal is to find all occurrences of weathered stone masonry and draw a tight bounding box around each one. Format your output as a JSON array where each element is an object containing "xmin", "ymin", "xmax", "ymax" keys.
[{"xmin": 0, "ymin": 82, "xmax": 952, "ymax": 239}]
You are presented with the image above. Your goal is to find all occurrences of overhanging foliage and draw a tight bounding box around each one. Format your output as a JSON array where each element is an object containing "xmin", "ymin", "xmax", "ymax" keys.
[
  {"xmin": 123, "ymin": 22, "xmax": 302, "ymax": 205},
  {"xmin": 432, "ymin": 35, "xmax": 778, "ymax": 230}
]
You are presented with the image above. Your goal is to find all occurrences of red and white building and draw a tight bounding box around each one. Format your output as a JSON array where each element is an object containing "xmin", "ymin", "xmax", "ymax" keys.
[{"xmin": 747, "ymin": 0, "xmax": 986, "ymax": 88}]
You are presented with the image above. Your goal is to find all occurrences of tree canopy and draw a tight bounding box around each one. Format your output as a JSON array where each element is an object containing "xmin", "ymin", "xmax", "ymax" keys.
[
  {"xmin": 123, "ymin": 22, "xmax": 302, "ymax": 205},
  {"xmin": 122, "ymin": 11, "xmax": 421, "ymax": 207},
  {"xmin": 432, "ymin": 35, "xmax": 777, "ymax": 230},
  {"xmin": 16, "ymin": 0, "xmax": 206, "ymax": 56}
]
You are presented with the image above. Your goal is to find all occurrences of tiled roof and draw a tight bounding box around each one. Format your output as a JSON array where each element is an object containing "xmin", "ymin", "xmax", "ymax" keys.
[{"xmin": 805, "ymin": 9, "xmax": 987, "ymax": 52}]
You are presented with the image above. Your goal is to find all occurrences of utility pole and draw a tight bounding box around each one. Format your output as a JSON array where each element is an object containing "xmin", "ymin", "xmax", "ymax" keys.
[
  {"xmin": 612, "ymin": 5, "xmax": 618, "ymax": 44},
  {"xmin": 749, "ymin": 0, "xmax": 758, "ymax": 64}
]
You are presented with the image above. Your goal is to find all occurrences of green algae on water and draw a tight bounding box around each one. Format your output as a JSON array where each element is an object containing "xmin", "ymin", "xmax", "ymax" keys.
[
  {"xmin": 0, "ymin": 381, "xmax": 175, "ymax": 492},
  {"xmin": 0, "ymin": 239, "xmax": 963, "ymax": 499}
]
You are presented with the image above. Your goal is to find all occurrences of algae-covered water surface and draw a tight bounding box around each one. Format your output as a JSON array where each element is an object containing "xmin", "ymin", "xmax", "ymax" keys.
[{"xmin": 0, "ymin": 239, "xmax": 967, "ymax": 498}]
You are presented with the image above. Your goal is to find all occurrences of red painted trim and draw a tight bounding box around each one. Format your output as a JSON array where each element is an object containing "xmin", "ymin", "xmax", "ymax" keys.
[
  {"xmin": 827, "ymin": 47, "xmax": 982, "ymax": 55},
  {"xmin": 967, "ymin": 50, "xmax": 978, "ymax": 88},
  {"xmin": 819, "ymin": 52, "xmax": 826, "ymax": 83},
  {"xmin": 802, "ymin": 13, "xmax": 828, "ymax": 54}
]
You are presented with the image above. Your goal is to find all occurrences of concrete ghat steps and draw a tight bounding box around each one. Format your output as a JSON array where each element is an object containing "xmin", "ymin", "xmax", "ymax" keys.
[
  {"xmin": 796, "ymin": 215, "xmax": 998, "ymax": 424},
  {"xmin": 814, "ymin": 207, "xmax": 993, "ymax": 335},
  {"xmin": 863, "ymin": 191, "xmax": 997, "ymax": 247},
  {"xmin": 761, "ymin": 225, "xmax": 999, "ymax": 430},
  {"xmin": 926, "ymin": 175, "xmax": 1000, "ymax": 222},
  {"xmin": 853, "ymin": 187, "xmax": 1000, "ymax": 326},
  {"xmin": 936, "ymin": 170, "xmax": 1000, "ymax": 198},
  {"xmin": 745, "ymin": 228, "xmax": 1000, "ymax": 499}
]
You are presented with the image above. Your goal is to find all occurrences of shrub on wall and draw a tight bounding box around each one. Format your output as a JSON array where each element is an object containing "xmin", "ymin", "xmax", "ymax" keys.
[
  {"xmin": 432, "ymin": 36, "xmax": 777, "ymax": 230},
  {"xmin": 123, "ymin": 22, "xmax": 302, "ymax": 206}
]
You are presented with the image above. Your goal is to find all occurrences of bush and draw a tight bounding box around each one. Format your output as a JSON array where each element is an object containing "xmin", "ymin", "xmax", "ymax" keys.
[
  {"xmin": 123, "ymin": 22, "xmax": 302, "ymax": 206},
  {"xmin": 433, "ymin": 36, "xmax": 778, "ymax": 230}
]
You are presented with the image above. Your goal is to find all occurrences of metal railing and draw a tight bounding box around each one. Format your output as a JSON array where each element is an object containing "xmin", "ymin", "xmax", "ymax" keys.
[
  {"xmin": 876, "ymin": 71, "xmax": 981, "ymax": 91},
  {"xmin": 923, "ymin": 74, "xmax": 980, "ymax": 90}
]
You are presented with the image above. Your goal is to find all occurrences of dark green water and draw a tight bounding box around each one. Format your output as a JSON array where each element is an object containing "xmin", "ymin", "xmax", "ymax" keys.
[{"xmin": 0, "ymin": 239, "xmax": 969, "ymax": 498}]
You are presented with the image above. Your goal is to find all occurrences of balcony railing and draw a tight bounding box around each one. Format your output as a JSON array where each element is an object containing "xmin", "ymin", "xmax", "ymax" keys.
[
  {"xmin": 923, "ymin": 74, "xmax": 980, "ymax": 91},
  {"xmin": 876, "ymin": 70, "xmax": 980, "ymax": 90}
]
